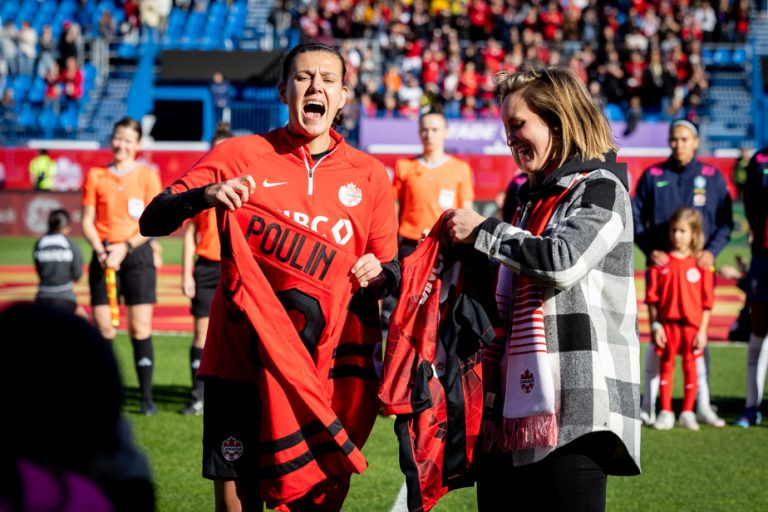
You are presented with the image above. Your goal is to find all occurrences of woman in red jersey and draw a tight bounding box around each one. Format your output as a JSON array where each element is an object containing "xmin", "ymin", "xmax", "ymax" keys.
[{"xmin": 139, "ymin": 43, "xmax": 399, "ymax": 512}]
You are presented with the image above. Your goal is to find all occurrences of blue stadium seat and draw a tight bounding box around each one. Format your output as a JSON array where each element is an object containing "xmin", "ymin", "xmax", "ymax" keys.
[
  {"xmin": 604, "ymin": 103, "xmax": 624, "ymax": 122},
  {"xmin": 27, "ymin": 77, "xmax": 45, "ymax": 103},
  {"xmin": 17, "ymin": 104, "xmax": 37, "ymax": 129},
  {"xmin": 117, "ymin": 42, "xmax": 138, "ymax": 59},
  {"xmin": 713, "ymin": 48, "xmax": 731, "ymax": 65},
  {"xmin": 39, "ymin": 106, "xmax": 58, "ymax": 136},
  {"xmin": 732, "ymin": 47, "xmax": 746, "ymax": 65},
  {"xmin": 60, "ymin": 106, "xmax": 78, "ymax": 131},
  {"xmin": 701, "ymin": 47, "xmax": 714, "ymax": 65}
]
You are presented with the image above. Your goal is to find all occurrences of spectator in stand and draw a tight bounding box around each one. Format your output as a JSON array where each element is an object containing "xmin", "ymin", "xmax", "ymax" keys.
[
  {"xmin": 156, "ymin": 0, "xmax": 172, "ymax": 35},
  {"xmin": 43, "ymin": 61, "xmax": 62, "ymax": 113},
  {"xmin": 59, "ymin": 56, "xmax": 84, "ymax": 111},
  {"xmin": 94, "ymin": 11, "xmax": 116, "ymax": 79},
  {"xmin": 733, "ymin": 0, "xmax": 750, "ymax": 42},
  {"xmin": 17, "ymin": 20, "xmax": 36, "ymax": 77},
  {"xmin": 209, "ymin": 71, "xmax": 232, "ymax": 123},
  {"xmin": 1, "ymin": 20, "xmax": 19, "ymax": 77},
  {"xmin": 0, "ymin": 88, "xmax": 16, "ymax": 126},
  {"xmin": 36, "ymin": 24, "xmax": 56, "ymax": 78},
  {"xmin": 597, "ymin": 49, "xmax": 625, "ymax": 105},
  {"xmin": 139, "ymin": 0, "xmax": 160, "ymax": 43},
  {"xmin": 695, "ymin": 0, "xmax": 718, "ymax": 42},
  {"xmin": 734, "ymin": 144, "xmax": 768, "ymax": 428},
  {"xmin": 398, "ymin": 72, "xmax": 423, "ymax": 119},
  {"xmin": 633, "ymin": 119, "xmax": 732, "ymax": 429},
  {"xmin": 121, "ymin": 0, "xmax": 141, "ymax": 41},
  {"xmin": 58, "ymin": 21, "xmax": 81, "ymax": 68},
  {"xmin": 642, "ymin": 48, "xmax": 676, "ymax": 117}
]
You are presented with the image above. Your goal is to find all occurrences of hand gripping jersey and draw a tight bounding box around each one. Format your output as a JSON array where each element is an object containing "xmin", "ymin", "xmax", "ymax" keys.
[
  {"xmin": 218, "ymin": 202, "xmax": 370, "ymax": 510},
  {"xmin": 176, "ymin": 128, "xmax": 397, "ymax": 509},
  {"xmin": 379, "ymin": 215, "xmax": 496, "ymax": 512}
]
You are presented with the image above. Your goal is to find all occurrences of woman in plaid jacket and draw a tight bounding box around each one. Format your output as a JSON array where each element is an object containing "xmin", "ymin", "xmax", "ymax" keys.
[{"xmin": 446, "ymin": 66, "xmax": 641, "ymax": 511}]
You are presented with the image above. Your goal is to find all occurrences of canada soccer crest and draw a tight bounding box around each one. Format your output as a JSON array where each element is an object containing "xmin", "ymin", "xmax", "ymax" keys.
[
  {"xmin": 221, "ymin": 436, "xmax": 244, "ymax": 461},
  {"xmin": 338, "ymin": 182, "xmax": 363, "ymax": 207},
  {"xmin": 686, "ymin": 267, "xmax": 702, "ymax": 283},
  {"xmin": 520, "ymin": 369, "xmax": 535, "ymax": 393}
]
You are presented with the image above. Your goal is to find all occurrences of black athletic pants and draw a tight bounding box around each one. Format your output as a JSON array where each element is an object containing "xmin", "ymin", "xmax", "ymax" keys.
[{"xmin": 477, "ymin": 434, "xmax": 608, "ymax": 512}]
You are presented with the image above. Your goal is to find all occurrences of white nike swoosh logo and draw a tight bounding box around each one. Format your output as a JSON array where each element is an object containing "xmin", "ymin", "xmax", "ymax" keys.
[{"xmin": 262, "ymin": 179, "xmax": 288, "ymax": 188}]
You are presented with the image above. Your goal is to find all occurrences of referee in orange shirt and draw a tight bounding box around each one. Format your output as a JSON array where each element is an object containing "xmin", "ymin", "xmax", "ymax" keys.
[
  {"xmin": 81, "ymin": 117, "xmax": 162, "ymax": 416},
  {"xmin": 383, "ymin": 107, "xmax": 475, "ymax": 327}
]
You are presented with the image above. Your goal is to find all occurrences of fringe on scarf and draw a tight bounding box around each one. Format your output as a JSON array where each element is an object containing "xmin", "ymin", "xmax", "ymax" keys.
[{"xmin": 482, "ymin": 414, "xmax": 558, "ymax": 452}]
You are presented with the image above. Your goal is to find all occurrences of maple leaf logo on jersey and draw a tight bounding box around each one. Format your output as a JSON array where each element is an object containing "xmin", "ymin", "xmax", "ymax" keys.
[
  {"xmin": 338, "ymin": 182, "xmax": 362, "ymax": 207},
  {"xmin": 520, "ymin": 369, "xmax": 535, "ymax": 393},
  {"xmin": 221, "ymin": 436, "xmax": 244, "ymax": 461}
]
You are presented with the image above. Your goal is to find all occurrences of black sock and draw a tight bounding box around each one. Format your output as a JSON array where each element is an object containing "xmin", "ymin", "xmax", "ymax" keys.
[
  {"xmin": 190, "ymin": 346, "xmax": 204, "ymax": 401},
  {"xmin": 132, "ymin": 337, "xmax": 154, "ymax": 403}
]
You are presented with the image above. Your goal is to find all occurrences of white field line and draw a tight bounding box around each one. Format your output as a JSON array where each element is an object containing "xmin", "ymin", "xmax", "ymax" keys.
[{"xmin": 390, "ymin": 480, "xmax": 409, "ymax": 512}]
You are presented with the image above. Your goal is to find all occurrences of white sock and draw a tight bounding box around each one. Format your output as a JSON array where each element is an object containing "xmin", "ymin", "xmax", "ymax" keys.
[
  {"xmin": 696, "ymin": 348, "xmax": 711, "ymax": 412},
  {"xmin": 642, "ymin": 348, "xmax": 660, "ymax": 415},
  {"xmin": 746, "ymin": 333, "xmax": 768, "ymax": 408}
]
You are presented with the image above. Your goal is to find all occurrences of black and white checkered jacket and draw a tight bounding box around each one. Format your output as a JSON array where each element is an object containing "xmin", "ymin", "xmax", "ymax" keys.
[{"xmin": 474, "ymin": 154, "xmax": 641, "ymax": 475}]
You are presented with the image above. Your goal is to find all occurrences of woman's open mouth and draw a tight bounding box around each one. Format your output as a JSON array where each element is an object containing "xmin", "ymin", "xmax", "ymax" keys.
[{"xmin": 304, "ymin": 100, "xmax": 326, "ymax": 120}]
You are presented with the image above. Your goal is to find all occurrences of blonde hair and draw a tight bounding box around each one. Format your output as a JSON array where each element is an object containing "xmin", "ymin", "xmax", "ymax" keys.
[
  {"xmin": 669, "ymin": 207, "xmax": 705, "ymax": 253},
  {"xmin": 495, "ymin": 66, "xmax": 617, "ymax": 169}
]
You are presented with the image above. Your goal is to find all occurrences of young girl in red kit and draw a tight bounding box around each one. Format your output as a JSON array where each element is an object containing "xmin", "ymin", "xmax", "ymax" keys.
[{"xmin": 647, "ymin": 207, "xmax": 714, "ymax": 430}]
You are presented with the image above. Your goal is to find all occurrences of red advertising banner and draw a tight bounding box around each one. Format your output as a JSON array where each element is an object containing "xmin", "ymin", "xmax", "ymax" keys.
[{"xmin": 0, "ymin": 191, "xmax": 84, "ymax": 236}]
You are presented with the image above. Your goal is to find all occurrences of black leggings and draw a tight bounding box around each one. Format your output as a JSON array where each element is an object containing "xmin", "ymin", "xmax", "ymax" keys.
[{"xmin": 477, "ymin": 434, "xmax": 608, "ymax": 512}]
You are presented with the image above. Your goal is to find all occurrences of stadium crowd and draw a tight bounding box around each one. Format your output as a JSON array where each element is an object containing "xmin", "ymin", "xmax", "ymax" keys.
[
  {"xmin": 0, "ymin": 0, "xmax": 756, "ymax": 140},
  {"xmin": 284, "ymin": 0, "xmax": 752, "ymax": 127}
]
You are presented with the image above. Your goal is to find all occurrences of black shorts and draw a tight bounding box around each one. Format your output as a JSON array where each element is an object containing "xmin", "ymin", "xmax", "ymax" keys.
[
  {"xmin": 191, "ymin": 257, "xmax": 221, "ymax": 318},
  {"xmin": 202, "ymin": 378, "xmax": 262, "ymax": 481},
  {"xmin": 89, "ymin": 243, "xmax": 157, "ymax": 306},
  {"xmin": 35, "ymin": 297, "xmax": 77, "ymax": 314}
]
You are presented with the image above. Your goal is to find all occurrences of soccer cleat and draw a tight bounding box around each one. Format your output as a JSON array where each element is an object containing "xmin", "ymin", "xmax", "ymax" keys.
[
  {"xmin": 180, "ymin": 400, "xmax": 204, "ymax": 416},
  {"xmin": 653, "ymin": 410, "xmax": 675, "ymax": 430},
  {"xmin": 678, "ymin": 411, "xmax": 700, "ymax": 431},
  {"xmin": 140, "ymin": 400, "xmax": 158, "ymax": 416},
  {"xmin": 696, "ymin": 407, "xmax": 726, "ymax": 428},
  {"xmin": 640, "ymin": 409, "xmax": 656, "ymax": 427},
  {"xmin": 734, "ymin": 407, "xmax": 763, "ymax": 428}
]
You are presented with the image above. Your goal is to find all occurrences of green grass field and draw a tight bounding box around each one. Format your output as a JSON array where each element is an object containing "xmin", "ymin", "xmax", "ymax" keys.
[
  {"xmin": 2, "ymin": 233, "xmax": 765, "ymax": 511},
  {"xmin": 115, "ymin": 338, "xmax": 766, "ymax": 512}
]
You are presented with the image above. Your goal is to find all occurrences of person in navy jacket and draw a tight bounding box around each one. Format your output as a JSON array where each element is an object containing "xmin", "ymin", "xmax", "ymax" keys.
[{"xmin": 633, "ymin": 119, "xmax": 733, "ymax": 428}]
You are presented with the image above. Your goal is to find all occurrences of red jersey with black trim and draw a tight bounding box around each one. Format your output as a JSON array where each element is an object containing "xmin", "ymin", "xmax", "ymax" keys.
[
  {"xmin": 217, "ymin": 202, "xmax": 367, "ymax": 510},
  {"xmin": 646, "ymin": 254, "xmax": 714, "ymax": 327},
  {"xmin": 379, "ymin": 215, "xmax": 495, "ymax": 512},
  {"xmin": 171, "ymin": 128, "xmax": 397, "ymax": 509}
]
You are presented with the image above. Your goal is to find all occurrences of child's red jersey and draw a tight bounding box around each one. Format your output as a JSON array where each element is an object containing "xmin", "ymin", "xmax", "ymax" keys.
[{"xmin": 645, "ymin": 254, "xmax": 714, "ymax": 327}]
